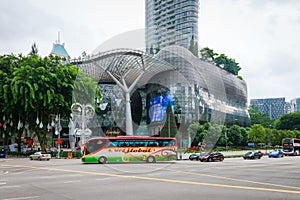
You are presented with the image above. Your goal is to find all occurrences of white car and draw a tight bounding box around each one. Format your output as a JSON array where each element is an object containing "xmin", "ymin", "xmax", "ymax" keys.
[{"xmin": 29, "ymin": 152, "xmax": 51, "ymax": 161}]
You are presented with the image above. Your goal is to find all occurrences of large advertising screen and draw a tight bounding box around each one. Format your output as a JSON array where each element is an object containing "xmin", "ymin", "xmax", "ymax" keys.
[{"xmin": 148, "ymin": 94, "xmax": 174, "ymax": 123}]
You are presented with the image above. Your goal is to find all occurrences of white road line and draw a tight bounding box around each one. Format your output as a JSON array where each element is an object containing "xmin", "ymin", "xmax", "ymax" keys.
[
  {"xmin": 0, "ymin": 182, "xmax": 6, "ymax": 185},
  {"xmin": 37, "ymin": 174, "xmax": 82, "ymax": 179},
  {"xmin": 95, "ymin": 177, "xmax": 113, "ymax": 181},
  {"xmin": 63, "ymin": 180, "xmax": 81, "ymax": 184},
  {"xmin": 0, "ymin": 185, "xmax": 20, "ymax": 189},
  {"xmin": 1, "ymin": 196, "xmax": 40, "ymax": 200}
]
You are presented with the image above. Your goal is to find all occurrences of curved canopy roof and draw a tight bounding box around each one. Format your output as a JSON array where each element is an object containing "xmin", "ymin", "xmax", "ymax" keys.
[{"xmin": 70, "ymin": 48, "xmax": 176, "ymax": 88}]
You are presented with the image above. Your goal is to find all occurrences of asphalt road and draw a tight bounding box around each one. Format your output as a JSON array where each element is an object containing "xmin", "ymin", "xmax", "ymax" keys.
[{"xmin": 0, "ymin": 156, "xmax": 300, "ymax": 200}]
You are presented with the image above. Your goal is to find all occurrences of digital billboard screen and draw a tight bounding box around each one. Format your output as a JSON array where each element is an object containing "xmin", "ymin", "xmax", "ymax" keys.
[{"xmin": 148, "ymin": 94, "xmax": 174, "ymax": 123}]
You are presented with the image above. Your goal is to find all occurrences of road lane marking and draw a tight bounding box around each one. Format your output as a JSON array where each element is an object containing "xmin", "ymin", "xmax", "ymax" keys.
[
  {"xmin": 0, "ymin": 185, "xmax": 20, "ymax": 189},
  {"xmin": 95, "ymin": 177, "xmax": 114, "ymax": 181},
  {"xmin": 1, "ymin": 196, "xmax": 40, "ymax": 200},
  {"xmin": 1, "ymin": 164, "xmax": 300, "ymax": 195},
  {"xmin": 37, "ymin": 174, "xmax": 83, "ymax": 179},
  {"xmin": 63, "ymin": 180, "xmax": 81, "ymax": 184},
  {"xmin": 156, "ymin": 167, "xmax": 300, "ymax": 191}
]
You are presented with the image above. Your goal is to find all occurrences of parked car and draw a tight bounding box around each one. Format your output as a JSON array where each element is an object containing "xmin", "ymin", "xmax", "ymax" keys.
[
  {"xmin": 199, "ymin": 152, "xmax": 224, "ymax": 162},
  {"xmin": 189, "ymin": 153, "xmax": 201, "ymax": 161},
  {"xmin": 0, "ymin": 149, "xmax": 6, "ymax": 158},
  {"xmin": 189, "ymin": 152, "xmax": 206, "ymax": 161},
  {"xmin": 243, "ymin": 151, "xmax": 261, "ymax": 159},
  {"xmin": 254, "ymin": 150, "xmax": 264, "ymax": 157},
  {"xmin": 29, "ymin": 152, "xmax": 51, "ymax": 161},
  {"xmin": 268, "ymin": 150, "xmax": 284, "ymax": 158}
]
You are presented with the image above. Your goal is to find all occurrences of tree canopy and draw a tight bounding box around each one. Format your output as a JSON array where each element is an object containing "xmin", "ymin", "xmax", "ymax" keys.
[
  {"xmin": 0, "ymin": 53, "xmax": 98, "ymax": 151},
  {"xmin": 248, "ymin": 105, "xmax": 275, "ymax": 128},
  {"xmin": 199, "ymin": 47, "xmax": 241, "ymax": 76},
  {"xmin": 275, "ymin": 112, "xmax": 300, "ymax": 131},
  {"xmin": 188, "ymin": 35, "xmax": 198, "ymax": 57}
]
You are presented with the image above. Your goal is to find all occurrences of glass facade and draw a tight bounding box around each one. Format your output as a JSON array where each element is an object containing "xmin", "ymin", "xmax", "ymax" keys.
[
  {"xmin": 145, "ymin": 0, "xmax": 199, "ymax": 52},
  {"xmin": 290, "ymin": 98, "xmax": 300, "ymax": 113},
  {"xmin": 250, "ymin": 98, "xmax": 287, "ymax": 119},
  {"xmin": 145, "ymin": 46, "xmax": 250, "ymax": 135},
  {"xmin": 72, "ymin": 47, "xmax": 250, "ymax": 148}
]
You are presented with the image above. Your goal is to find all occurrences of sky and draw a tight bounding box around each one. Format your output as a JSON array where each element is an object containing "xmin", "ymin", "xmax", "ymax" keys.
[{"xmin": 0, "ymin": 0, "xmax": 299, "ymax": 102}]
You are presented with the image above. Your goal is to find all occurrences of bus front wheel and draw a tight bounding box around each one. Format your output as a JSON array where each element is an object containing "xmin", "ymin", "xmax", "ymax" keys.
[
  {"xmin": 146, "ymin": 156, "xmax": 156, "ymax": 163},
  {"xmin": 98, "ymin": 156, "xmax": 107, "ymax": 164}
]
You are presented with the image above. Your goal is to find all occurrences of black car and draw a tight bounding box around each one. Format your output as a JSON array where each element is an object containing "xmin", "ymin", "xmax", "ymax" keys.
[
  {"xmin": 243, "ymin": 151, "xmax": 261, "ymax": 159},
  {"xmin": 189, "ymin": 153, "xmax": 201, "ymax": 161},
  {"xmin": 189, "ymin": 152, "xmax": 206, "ymax": 161},
  {"xmin": 199, "ymin": 152, "xmax": 224, "ymax": 162}
]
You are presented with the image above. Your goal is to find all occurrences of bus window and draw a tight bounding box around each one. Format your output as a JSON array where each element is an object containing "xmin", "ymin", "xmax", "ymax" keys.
[
  {"xmin": 86, "ymin": 139, "xmax": 106, "ymax": 154},
  {"xmin": 168, "ymin": 140, "xmax": 175, "ymax": 146},
  {"xmin": 107, "ymin": 142, "xmax": 116, "ymax": 147}
]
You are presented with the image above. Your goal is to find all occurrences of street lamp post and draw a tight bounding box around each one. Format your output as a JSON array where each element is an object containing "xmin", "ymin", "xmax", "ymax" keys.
[
  {"xmin": 54, "ymin": 114, "xmax": 62, "ymax": 158},
  {"xmin": 71, "ymin": 103, "xmax": 95, "ymax": 152}
]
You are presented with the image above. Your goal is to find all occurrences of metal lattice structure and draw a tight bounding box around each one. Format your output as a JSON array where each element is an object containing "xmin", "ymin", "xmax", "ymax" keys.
[{"xmin": 70, "ymin": 48, "xmax": 176, "ymax": 135}]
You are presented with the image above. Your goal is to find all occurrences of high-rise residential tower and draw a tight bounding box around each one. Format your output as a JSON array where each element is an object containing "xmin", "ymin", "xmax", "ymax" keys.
[{"xmin": 145, "ymin": 0, "xmax": 199, "ymax": 53}]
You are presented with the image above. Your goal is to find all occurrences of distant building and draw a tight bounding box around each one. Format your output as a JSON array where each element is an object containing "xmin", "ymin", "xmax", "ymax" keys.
[
  {"xmin": 145, "ymin": 0, "xmax": 199, "ymax": 53},
  {"xmin": 50, "ymin": 33, "xmax": 70, "ymax": 59},
  {"xmin": 250, "ymin": 98, "xmax": 287, "ymax": 119},
  {"xmin": 290, "ymin": 98, "xmax": 300, "ymax": 113}
]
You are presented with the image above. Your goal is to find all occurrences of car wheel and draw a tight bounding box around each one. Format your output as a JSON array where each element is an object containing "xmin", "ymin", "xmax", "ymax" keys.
[
  {"xmin": 38, "ymin": 157, "xmax": 41, "ymax": 161},
  {"xmin": 98, "ymin": 156, "xmax": 107, "ymax": 164},
  {"xmin": 146, "ymin": 156, "xmax": 156, "ymax": 163},
  {"xmin": 30, "ymin": 157, "xmax": 33, "ymax": 160},
  {"xmin": 208, "ymin": 158, "xmax": 213, "ymax": 162},
  {"xmin": 258, "ymin": 156, "xmax": 261, "ymax": 159},
  {"xmin": 200, "ymin": 159, "xmax": 204, "ymax": 162},
  {"xmin": 220, "ymin": 157, "xmax": 224, "ymax": 161}
]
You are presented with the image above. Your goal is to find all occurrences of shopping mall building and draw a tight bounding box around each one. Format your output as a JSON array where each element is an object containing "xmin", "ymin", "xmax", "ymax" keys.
[{"xmin": 70, "ymin": 45, "xmax": 250, "ymax": 147}]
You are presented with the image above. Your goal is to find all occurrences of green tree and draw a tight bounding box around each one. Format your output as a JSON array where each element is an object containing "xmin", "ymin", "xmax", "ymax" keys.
[
  {"xmin": 187, "ymin": 122, "xmax": 208, "ymax": 147},
  {"xmin": 0, "ymin": 54, "xmax": 98, "ymax": 151},
  {"xmin": 160, "ymin": 101, "xmax": 177, "ymax": 137},
  {"xmin": 187, "ymin": 122, "xmax": 200, "ymax": 144},
  {"xmin": 199, "ymin": 47, "xmax": 217, "ymax": 62},
  {"xmin": 275, "ymin": 112, "xmax": 300, "ymax": 130},
  {"xmin": 188, "ymin": 35, "xmax": 198, "ymax": 57},
  {"xmin": 214, "ymin": 54, "xmax": 241, "ymax": 75},
  {"xmin": 227, "ymin": 125, "xmax": 243, "ymax": 146},
  {"xmin": 248, "ymin": 124, "xmax": 266, "ymax": 144},
  {"xmin": 203, "ymin": 122, "xmax": 222, "ymax": 149},
  {"xmin": 199, "ymin": 47, "xmax": 242, "ymax": 75},
  {"xmin": 149, "ymin": 44, "xmax": 154, "ymax": 55},
  {"xmin": 155, "ymin": 44, "xmax": 160, "ymax": 54},
  {"xmin": 248, "ymin": 105, "xmax": 275, "ymax": 128},
  {"xmin": 31, "ymin": 43, "xmax": 38, "ymax": 55}
]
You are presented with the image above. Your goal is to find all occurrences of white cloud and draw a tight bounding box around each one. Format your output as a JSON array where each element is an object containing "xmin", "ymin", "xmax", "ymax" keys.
[
  {"xmin": 0, "ymin": 0, "xmax": 299, "ymax": 101},
  {"xmin": 199, "ymin": 0, "xmax": 300, "ymax": 101}
]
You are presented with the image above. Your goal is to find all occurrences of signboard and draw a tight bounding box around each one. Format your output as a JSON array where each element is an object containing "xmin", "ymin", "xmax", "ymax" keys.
[
  {"xmin": 248, "ymin": 143, "xmax": 255, "ymax": 147},
  {"xmin": 9, "ymin": 145, "xmax": 15, "ymax": 152}
]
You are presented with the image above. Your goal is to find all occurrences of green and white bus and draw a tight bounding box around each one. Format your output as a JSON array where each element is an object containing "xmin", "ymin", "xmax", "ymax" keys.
[{"xmin": 81, "ymin": 136, "xmax": 177, "ymax": 164}]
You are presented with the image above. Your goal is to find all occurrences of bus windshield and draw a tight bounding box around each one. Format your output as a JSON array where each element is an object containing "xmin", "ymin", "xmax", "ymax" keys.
[{"xmin": 282, "ymin": 138, "xmax": 300, "ymax": 156}]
